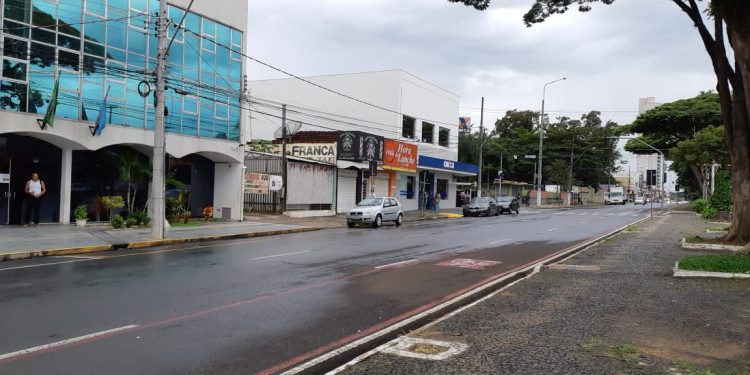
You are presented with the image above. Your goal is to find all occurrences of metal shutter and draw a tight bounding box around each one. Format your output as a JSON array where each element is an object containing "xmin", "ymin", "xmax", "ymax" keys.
[{"xmin": 337, "ymin": 169, "xmax": 358, "ymax": 213}]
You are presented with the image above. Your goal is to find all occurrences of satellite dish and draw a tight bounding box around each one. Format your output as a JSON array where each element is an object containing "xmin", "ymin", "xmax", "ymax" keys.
[{"xmin": 273, "ymin": 121, "xmax": 302, "ymax": 140}]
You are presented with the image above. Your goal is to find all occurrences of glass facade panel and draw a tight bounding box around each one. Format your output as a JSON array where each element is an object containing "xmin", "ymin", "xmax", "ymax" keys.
[
  {"xmin": 4, "ymin": 0, "xmax": 31, "ymax": 23},
  {"xmin": 1, "ymin": 0, "xmax": 243, "ymax": 140},
  {"xmin": 0, "ymin": 80, "xmax": 28, "ymax": 111}
]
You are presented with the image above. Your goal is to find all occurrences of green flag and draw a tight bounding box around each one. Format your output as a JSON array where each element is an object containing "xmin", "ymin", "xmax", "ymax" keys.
[{"xmin": 39, "ymin": 74, "xmax": 59, "ymax": 130}]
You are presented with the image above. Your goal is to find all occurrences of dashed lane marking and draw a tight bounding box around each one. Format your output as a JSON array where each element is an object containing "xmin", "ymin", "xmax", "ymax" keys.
[
  {"xmin": 0, "ymin": 325, "xmax": 139, "ymax": 363},
  {"xmin": 250, "ymin": 251, "xmax": 310, "ymax": 260},
  {"xmin": 489, "ymin": 239, "xmax": 510, "ymax": 245},
  {"xmin": 375, "ymin": 259, "xmax": 419, "ymax": 269},
  {"xmin": 547, "ymin": 228, "xmax": 559, "ymax": 232},
  {"xmin": 0, "ymin": 259, "xmax": 91, "ymax": 272}
]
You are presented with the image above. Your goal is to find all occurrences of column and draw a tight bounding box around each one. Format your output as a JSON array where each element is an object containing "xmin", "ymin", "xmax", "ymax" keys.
[{"xmin": 58, "ymin": 149, "xmax": 73, "ymax": 224}]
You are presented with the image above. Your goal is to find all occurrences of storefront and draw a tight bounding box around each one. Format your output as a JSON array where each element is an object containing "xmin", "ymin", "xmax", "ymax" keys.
[
  {"xmin": 381, "ymin": 139, "xmax": 419, "ymax": 211},
  {"xmin": 417, "ymin": 155, "xmax": 478, "ymax": 210},
  {"xmin": 335, "ymin": 131, "xmax": 384, "ymax": 213}
]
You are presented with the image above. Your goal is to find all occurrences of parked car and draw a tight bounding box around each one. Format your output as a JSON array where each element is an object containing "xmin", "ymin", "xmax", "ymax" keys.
[
  {"xmin": 463, "ymin": 197, "xmax": 499, "ymax": 217},
  {"xmin": 496, "ymin": 196, "xmax": 520, "ymax": 214},
  {"xmin": 346, "ymin": 197, "xmax": 404, "ymax": 228},
  {"xmin": 634, "ymin": 196, "xmax": 646, "ymax": 205}
]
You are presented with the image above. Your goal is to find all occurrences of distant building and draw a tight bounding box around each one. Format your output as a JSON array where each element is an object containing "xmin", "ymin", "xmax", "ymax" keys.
[{"xmin": 636, "ymin": 97, "xmax": 666, "ymax": 196}]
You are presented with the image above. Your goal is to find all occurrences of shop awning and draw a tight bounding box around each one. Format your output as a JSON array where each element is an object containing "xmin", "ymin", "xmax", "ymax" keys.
[{"xmin": 337, "ymin": 160, "xmax": 369, "ymax": 170}]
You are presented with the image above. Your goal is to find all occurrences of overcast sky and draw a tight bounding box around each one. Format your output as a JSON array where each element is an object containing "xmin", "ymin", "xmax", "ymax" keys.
[{"xmin": 245, "ymin": 0, "xmax": 717, "ymax": 184}]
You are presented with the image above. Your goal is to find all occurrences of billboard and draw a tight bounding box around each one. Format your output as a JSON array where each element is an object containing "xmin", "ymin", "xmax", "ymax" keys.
[
  {"xmin": 244, "ymin": 173, "xmax": 270, "ymax": 194},
  {"xmin": 459, "ymin": 117, "xmax": 471, "ymax": 133},
  {"xmin": 382, "ymin": 139, "xmax": 417, "ymax": 172},
  {"xmin": 337, "ymin": 131, "xmax": 383, "ymax": 162},
  {"xmin": 274, "ymin": 143, "xmax": 336, "ymax": 164}
]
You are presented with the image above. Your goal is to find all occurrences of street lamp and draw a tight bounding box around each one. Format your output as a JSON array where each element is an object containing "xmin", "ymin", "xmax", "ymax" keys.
[
  {"xmin": 606, "ymin": 136, "xmax": 664, "ymax": 211},
  {"xmin": 537, "ymin": 77, "xmax": 566, "ymax": 206}
]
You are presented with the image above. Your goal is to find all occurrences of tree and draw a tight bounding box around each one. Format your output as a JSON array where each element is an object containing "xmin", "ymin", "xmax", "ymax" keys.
[
  {"xmin": 115, "ymin": 149, "xmax": 150, "ymax": 213},
  {"xmin": 669, "ymin": 125, "xmax": 728, "ymax": 198},
  {"xmin": 448, "ymin": 0, "xmax": 750, "ymax": 245}
]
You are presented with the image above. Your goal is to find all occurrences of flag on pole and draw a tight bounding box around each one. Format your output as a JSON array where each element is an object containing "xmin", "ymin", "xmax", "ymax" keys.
[
  {"xmin": 94, "ymin": 86, "xmax": 111, "ymax": 136},
  {"xmin": 39, "ymin": 73, "xmax": 60, "ymax": 130}
]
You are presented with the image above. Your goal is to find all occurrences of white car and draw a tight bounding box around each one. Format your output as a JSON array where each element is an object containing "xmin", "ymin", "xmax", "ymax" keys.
[
  {"xmin": 346, "ymin": 197, "xmax": 404, "ymax": 228},
  {"xmin": 634, "ymin": 196, "xmax": 646, "ymax": 205}
]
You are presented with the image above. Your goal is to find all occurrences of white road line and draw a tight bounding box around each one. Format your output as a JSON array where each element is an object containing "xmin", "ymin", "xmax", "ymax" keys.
[
  {"xmin": 375, "ymin": 259, "xmax": 419, "ymax": 269},
  {"xmin": 547, "ymin": 228, "xmax": 559, "ymax": 232},
  {"xmin": 0, "ymin": 325, "xmax": 139, "ymax": 361},
  {"xmin": 489, "ymin": 239, "xmax": 510, "ymax": 245},
  {"xmin": 578, "ymin": 213, "xmax": 588, "ymax": 215},
  {"xmin": 250, "ymin": 251, "xmax": 310, "ymax": 260},
  {"xmin": 404, "ymin": 234, "xmax": 428, "ymax": 239},
  {"xmin": 580, "ymin": 221, "xmax": 587, "ymax": 224},
  {"xmin": 591, "ymin": 213, "xmax": 600, "ymax": 216},
  {"xmin": 0, "ymin": 259, "xmax": 91, "ymax": 272}
]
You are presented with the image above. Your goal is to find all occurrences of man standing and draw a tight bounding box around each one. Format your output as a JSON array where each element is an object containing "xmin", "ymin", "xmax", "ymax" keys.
[{"xmin": 24, "ymin": 172, "xmax": 46, "ymax": 227}]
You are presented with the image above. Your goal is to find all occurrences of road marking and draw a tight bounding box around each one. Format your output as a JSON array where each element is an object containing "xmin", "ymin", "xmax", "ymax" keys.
[
  {"xmin": 591, "ymin": 213, "xmax": 600, "ymax": 216},
  {"xmin": 404, "ymin": 233, "xmax": 428, "ymax": 239},
  {"xmin": 580, "ymin": 221, "xmax": 587, "ymax": 224},
  {"xmin": 547, "ymin": 228, "xmax": 559, "ymax": 232},
  {"xmin": 0, "ymin": 259, "xmax": 91, "ymax": 272},
  {"xmin": 250, "ymin": 251, "xmax": 310, "ymax": 260},
  {"xmin": 375, "ymin": 259, "xmax": 419, "ymax": 269},
  {"xmin": 0, "ymin": 325, "xmax": 139, "ymax": 362},
  {"xmin": 489, "ymin": 239, "xmax": 510, "ymax": 245}
]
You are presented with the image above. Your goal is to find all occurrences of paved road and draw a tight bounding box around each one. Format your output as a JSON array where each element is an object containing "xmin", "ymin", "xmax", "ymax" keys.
[{"xmin": 0, "ymin": 204, "xmax": 656, "ymax": 374}]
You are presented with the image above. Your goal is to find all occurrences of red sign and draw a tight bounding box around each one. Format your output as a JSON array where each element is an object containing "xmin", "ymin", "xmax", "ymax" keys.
[{"xmin": 383, "ymin": 139, "xmax": 417, "ymax": 172}]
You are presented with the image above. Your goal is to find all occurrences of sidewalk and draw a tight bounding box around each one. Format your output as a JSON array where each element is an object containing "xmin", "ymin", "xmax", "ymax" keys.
[
  {"xmin": 338, "ymin": 211, "xmax": 750, "ymax": 374},
  {"xmin": 0, "ymin": 207, "xmax": 473, "ymax": 261}
]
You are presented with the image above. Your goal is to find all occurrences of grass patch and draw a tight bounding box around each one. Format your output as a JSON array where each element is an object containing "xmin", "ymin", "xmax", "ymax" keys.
[
  {"xmin": 606, "ymin": 344, "xmax": 638, "ymax": 361},
  {"xmin": 684, "ymin": 235, "xmax": 705, "ymax": 243},
  {"xmin": 678, "ymin": 255, "xmax": 750, "ymax": 274},
  {"xmin": 708, "ymin": 226, "xmax": 729, "ymax": 232},
  {"xmin": 170, "ymin": 220, "xmax": 207, "ymax": 227},
  {"xmin": 625, "ymin": 225, "xmax": 637, "ymax": 232}
]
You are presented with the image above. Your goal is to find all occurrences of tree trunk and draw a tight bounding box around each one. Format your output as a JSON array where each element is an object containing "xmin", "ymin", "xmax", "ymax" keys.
[{"xmin": 721, "ymin": 8, "xmax": 750, "ymax": 245}]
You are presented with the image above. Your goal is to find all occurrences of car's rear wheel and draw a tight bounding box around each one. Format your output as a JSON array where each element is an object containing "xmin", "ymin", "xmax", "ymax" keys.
[
  {"xmin": 372, "ymin": 215, "xmax": 382, "ymax": 228},
  {"xmin": 395, "ymin": 213, "xmax": 403, "ymax": 226},
  {"xmin": 515, "ymin": 208, "xmax": 519, "ymax": 214},
  {"xmin": 347, "ymin": 222, "xmax": 355, "ymax": 228}
]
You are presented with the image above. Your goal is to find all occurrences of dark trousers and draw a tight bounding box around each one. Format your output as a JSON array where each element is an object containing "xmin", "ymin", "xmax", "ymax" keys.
[{"xmin": 24, "ymin": 196, "xmax": 41, "ymax": 224}]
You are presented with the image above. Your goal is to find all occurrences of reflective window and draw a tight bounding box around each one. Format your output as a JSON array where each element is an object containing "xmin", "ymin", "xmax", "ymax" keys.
[
  {"xmin": 59, "ymin": 51, "xmax": 80, "ymax": 72},
  {"xmin": 30, "ymin": 43, "xmax": 55, "ymax": 72},
  {"xmin": 31, "ymin": 27, "xmax": 55, "ymax": 44},
  {"xmin": 58, "ymin": 34, "xmax": 81, "ymax": 51},
  {"xmin": 0, "ymin": 80, "xmax": 28, "ymax": 111},
  {"xmin": 4, "ymin": 0, "xmax": 31, "ymax": 23},
  {"xmin": 58, "ymin": 0, "xmax": 83, "ymax": 29},
  {"xmin": 56, "ymin": 91, "xmax": 79, "ymax": 120},
  {"xmin": 3, "ymin": 37, "xmax": 28, "ymax": 60},
  {"xmin": 4, "ymin": 20, "xmax": 30, "ymax": 38},
  {"xmin": 202, "ymin": 19, "xmax": 216, "ymax": 37},
  {"xmin": 84, "ymin": 42, "xmax": 105, "ymax": 58},
  {"xmin": 60, "ymin": 70, "xmax": 80, "ymax": 92},
  {"xmin": 86, "ymin": 1, "xmax": 105, "ymax": 16},
  {"xmin": 128, "ymin": 29, "xmax": 147, "ymax": 55},
  {"xmin": 32, "ymin": 2, "xmax": 57, "ymax": 27},
  {"xmin": 2, "ymin": 60, "xmax": 27, "ymax": 81},
  {"xmin": 107, "ymin": 15, "xmax": 127, "ymax": 50}
]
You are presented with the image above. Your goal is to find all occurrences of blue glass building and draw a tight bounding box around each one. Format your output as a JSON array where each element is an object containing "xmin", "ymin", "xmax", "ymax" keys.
[{"xmin": 0, "ymin": 0, "xmax": 248, "ymax": 224}]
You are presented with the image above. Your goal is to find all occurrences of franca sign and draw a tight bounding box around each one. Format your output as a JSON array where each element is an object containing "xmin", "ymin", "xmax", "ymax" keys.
[{"xmin": 275, "ymin": 143, "xmax": 337, "ymax": 164}]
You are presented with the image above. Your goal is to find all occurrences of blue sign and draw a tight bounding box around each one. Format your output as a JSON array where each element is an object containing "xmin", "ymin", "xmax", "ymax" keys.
[{"xmin": 418, "ymin": 156, "xmax": 478, "ymax": 174}]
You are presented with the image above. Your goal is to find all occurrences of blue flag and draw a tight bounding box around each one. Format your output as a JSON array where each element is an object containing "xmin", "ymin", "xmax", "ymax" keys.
[{"xmin": 94, "ymin": 86, "xmax": 110, "ymax": 136}]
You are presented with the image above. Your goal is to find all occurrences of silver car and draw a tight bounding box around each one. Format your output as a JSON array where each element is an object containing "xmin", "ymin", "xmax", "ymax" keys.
[{"xmin": 346, "ymin": 197, "xmax": 404, "ymax": 228}]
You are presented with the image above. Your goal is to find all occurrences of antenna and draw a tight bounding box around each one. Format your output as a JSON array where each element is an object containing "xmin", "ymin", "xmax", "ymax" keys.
[{"xmin": 273, "ymin": 121, "xmax": 302, "ymax": 140}]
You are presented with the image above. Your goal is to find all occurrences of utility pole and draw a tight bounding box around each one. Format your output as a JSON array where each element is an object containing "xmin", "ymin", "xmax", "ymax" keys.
[
  {"xmin": 281, "ymin": 104, "xmax": 288, "ymax": 213},
  {"xmin": 150, "ymin": 0, "xmax": 168, "ymax": 240},
  {"xmin": 477, "ymin": 97, "xmax": 484, "ymax": 197}
]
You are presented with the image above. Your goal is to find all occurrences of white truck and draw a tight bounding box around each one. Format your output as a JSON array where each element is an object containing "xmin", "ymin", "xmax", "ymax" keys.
[{"xmin": 604, "ymin": 186, "xmax": 626, "ymax": 205}]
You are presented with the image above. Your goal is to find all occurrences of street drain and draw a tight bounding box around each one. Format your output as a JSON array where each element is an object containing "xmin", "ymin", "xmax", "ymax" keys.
[{"xmin": 381, "ymin": 337, "xmax": 467, "ymax": 360}]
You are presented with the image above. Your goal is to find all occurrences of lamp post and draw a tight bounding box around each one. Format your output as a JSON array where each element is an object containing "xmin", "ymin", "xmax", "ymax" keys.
[
  {"xmin": 537, "ymin": 77, "xmax": 566, "ymax": 206},
  {"xmin": 607, "ymin": 136, "xmax": 664, "ymax": 212}
]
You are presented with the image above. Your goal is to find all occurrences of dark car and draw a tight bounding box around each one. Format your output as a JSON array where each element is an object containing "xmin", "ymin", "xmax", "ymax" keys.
[
  {"xmin": 497, "ymin": 196, "xmax": 520, "ymax": 214},
  {"xmin": 463, "ymin": 197, "xmax": 499, "ymax": 217}
]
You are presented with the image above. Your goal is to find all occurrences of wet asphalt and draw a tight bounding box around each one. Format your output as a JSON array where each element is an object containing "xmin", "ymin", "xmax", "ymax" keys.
[{"xmin": 0, "ymin": 204, "xmax": 655, "ymax": 374}]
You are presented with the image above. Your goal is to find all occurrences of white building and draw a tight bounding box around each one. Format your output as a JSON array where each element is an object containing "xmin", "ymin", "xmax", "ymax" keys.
[
  {"xmin": 249, "ymin": 70, "xmax": 477, "ymax": 213},
  {"xmin": 0, "ymin": 0, "xmax": 248, "ymax": 224},
  {"xmin": 636, "ymin": 97, "xmax": 666, "ymax": 195}
]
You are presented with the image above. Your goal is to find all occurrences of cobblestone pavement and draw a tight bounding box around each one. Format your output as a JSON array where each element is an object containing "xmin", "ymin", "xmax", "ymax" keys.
[{"xmin": 340, "ymin": 211, "xmax": 750, "ymax": 375}]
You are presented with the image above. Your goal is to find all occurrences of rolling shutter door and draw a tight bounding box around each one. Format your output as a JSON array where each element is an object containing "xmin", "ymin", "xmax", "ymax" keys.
[
  {"xmin": 337, "ymin": 169, "xmax": 358, "ymax": 213},
  {"xmin": 374, "ymin": 175, "xmax": 390, "ymax": 198}
]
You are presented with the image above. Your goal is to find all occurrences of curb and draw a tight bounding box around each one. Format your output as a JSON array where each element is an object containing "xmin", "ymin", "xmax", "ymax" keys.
[
  {"xmin": 680, "ymin": 238, "xmax": 747, "ymax": 253},
  {"xmin": 673, "ymin": 261, "xmax": 750, "ymax": 279},
  {"xmin": 0, "ymin": 227, "xmax": 319, "ymax": 262}
]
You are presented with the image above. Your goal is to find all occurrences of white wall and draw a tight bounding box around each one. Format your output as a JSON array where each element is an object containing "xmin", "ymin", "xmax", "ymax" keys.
[
  {"xmin": 249, "ymin": 70, "xmax": 459, "ymax": 161},
  {"xmin": 169, "ymin": 0, "xmax": 247, "ymax": 31},
  {"xmin": 213, "ymin": 163, "xmax": 244, "ymax": 220}
]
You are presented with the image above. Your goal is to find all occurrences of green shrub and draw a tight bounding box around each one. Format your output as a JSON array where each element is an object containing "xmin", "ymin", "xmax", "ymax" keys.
[
  {"xmin": 708, "ymin": 169, "xmax": 732, "ymax": 211},
  {"xmin": 73, "ymin": 204, "xmax": 88, "ymax": 220},
  {"xmin": 101, "ymin": 196, "xmax": 125, "ymax": 220},
  {"xmin": 125, "ymin": 217, "xmax": 138, "ymax": 228},
  {"xmin": 111, "ymin": 214, "xmax": 125, "ymax": 229},
  {"xmin": 128, "ymin": 210, "xmax": 150, "ymax": 226},
  {"xmin": 701, "ymin": 206, "xmax": 717, "ymax": 220},
  {"xmin": 692, "ymin": 199, "xmax": 708, "ymax": 214}
]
